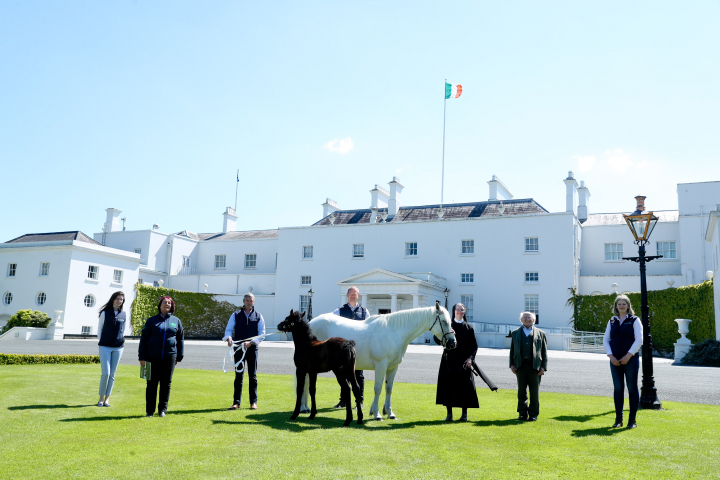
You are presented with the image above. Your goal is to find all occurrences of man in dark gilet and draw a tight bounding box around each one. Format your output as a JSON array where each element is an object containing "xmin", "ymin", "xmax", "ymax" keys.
[
  {"xmin": 332, "ymin": 286, "xmax": 369, "ymax": 409},
  {"xmin": 509, "ymin": 311, "xmax": 548, "ymax": 422},
  {"xmin": 223, "ymin": 293, "xmax": 266, "ymax": 411}
]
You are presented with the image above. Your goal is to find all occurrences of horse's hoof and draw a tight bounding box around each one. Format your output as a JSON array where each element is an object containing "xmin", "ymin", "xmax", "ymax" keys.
[
  {"xmin": 357, "ymin": 418, "xmax": 364, "ymax": 425},
  {"xmin": 289, "ymin": 415, "xmax": 298, "ymax": 421},
  {"xmin": 308, "ymin": 414, "xmax": 316, "ymax": 420}
]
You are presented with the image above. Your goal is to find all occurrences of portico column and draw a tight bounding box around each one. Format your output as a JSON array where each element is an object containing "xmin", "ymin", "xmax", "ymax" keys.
[
  {"xmin": 340, "ymin": 294, "xmax": 346, "ymax": 306},
  {"xmin": 390, "ymin": 294, "xmax": 397, "ymax": 312},
  {"xmin": 412, "ymin": 294, "xmax": 419, "ymax": 308},
  {"xmin": 362, "ymin": 294, "xmax": 368, "ymax": 307}
]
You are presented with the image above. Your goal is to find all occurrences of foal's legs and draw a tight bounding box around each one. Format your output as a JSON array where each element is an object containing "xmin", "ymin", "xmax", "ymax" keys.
[
  {"xmin": 383, "ymin": 365, "xmax": 399, "ymax": 420},
  {"xmin": 349, "ymin": 369, "xmax": 364, "ymax": 425},
  {"xmin": 308, "ymin": 373, "xmax": 318, "ymax": 420},
  {"xmin": 334, "ymin": 370, "xmax": 354, "ymax": 427},
  {"xmin": 290, "ymin": 369, "xmax": 306, "ymax": 420}
]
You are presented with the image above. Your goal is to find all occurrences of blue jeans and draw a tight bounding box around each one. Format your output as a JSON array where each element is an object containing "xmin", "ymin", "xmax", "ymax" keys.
[
  {"xmin": 609, "ymin": 353, "xmax": 639, "ymax": 422},
  {"xmin": 99, "ymin": 346, "xmax": 124, "ymax": 396},
  {"xmin": 233, "ymin": 344, "xmax": 258, "ymax": 405}
]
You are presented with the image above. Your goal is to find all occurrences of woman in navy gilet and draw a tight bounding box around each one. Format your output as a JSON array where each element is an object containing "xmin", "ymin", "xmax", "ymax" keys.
[
  {"xmin": 602, "ymin": 294, "xmax": 643, "ymax": 429},
  {"xmin": 97, "ymin": 291, "xmax": 127, "ymax": 407}
]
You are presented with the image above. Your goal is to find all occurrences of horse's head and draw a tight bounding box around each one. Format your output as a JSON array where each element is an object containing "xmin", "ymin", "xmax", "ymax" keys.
[
  {"xmin": 431, "ymin": 301, "xmax": 456, "ymax": 350},
  {"xmin": 277, "ymin": 309, "xmax": 306, "ymax": 332}
]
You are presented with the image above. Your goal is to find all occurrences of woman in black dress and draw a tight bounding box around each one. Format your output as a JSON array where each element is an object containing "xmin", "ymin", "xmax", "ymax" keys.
[{"xmin": 434, "ymin": 303, "xmax": 479, "ymax": 421}]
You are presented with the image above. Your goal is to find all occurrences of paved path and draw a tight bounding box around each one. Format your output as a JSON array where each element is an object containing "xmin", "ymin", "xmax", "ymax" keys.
[{"xmin": 2, "ymin": 340, "xmax": 718, "ymax": 405}]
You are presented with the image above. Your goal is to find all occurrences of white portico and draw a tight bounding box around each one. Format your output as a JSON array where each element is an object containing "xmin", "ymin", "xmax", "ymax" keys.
[{"xmin": 335, "ymin": 268, "xmax": 447, "ymax": 315}]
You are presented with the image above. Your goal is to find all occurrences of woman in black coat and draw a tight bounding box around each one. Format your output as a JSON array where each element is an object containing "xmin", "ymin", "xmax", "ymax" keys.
[{"xmin": 434, "ymin": 303, "xmax": 479, "ymax": 421}]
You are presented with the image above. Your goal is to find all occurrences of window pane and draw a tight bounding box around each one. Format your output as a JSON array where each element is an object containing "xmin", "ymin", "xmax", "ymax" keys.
[
  {"xmin": 40, "ymin": 262, "xmax": 50, "ymax": 276},
  {"xmin": 215, "ymin": 255, "xmax": 226, "ymax": 268},
  {"xmin": 303, "ymin": 246, "xmax": 313, "ymax": 259},
  {"xmin": 113, "ymin": 270, "xmax": 123, "ymax": 283},
  {"xmin": 3, "ymin": 292, "xmax": 12, "ymax": 305},
  {"xmin": 245, "ymin": 254, "xmax": 257, "ymax": 268},
  {"xmin": 605, "ymin": 243, "xmax": 623, "ymax": 261},
  {"xmin": 7, "ymin": 263, "xmax": 17, "ymax": 276},
  {"xmin": 462, "ymin": 240, "xmax": 475, "ymax": 254},
  {"xmin": 353, "ymin": 244, "xmax": 364, "ymax": 257},
  {"xmin": 88, "ymin": 266, "xmax": 98, "ymax": 280},
  {"xmin": 301, "ymin": 276, "xmax": 311, "ymax": 285},
  {"xmin": 460, "ymin": 294, "xmax": 474, "ymax": 322},
  {"xmin": 525, "ymin": 238, "xmax": 538, "ymax": 251},
  {"xmin": 657, "ymin": 241, "xmax": 676, "ymax": 259},
  {"xmin": 405, "ymin": 242, "xmax": 417, "ymax": 256},
  {"xmin": 299, "ymin": 295, "xmax": 310, "ymax": 313},
  {"xmin": 525, "ymin": 272, "xmax": 539, "ymax": 282},
  {"xmin": 524, "ymin": 294, "xmax": 539, "ymax": 314}
]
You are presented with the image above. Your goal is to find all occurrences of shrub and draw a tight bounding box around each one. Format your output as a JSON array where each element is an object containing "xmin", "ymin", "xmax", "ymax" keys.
[
  {"xmin": 682, "ymin": 339, "xmax": 720, "ymax": 367},
  {"xmin": 0, "ymin": 354, "xmax": 100, "ymax": 365},
  {"xmin": 567, "ymin": 280, "xmax": 716, "ymax": 354},
  {"xmin": 131, "ymin": 284, "xmax": 239, "ymax": 337},
  {"xmin": 1, "ymin": 310, "xmax": 52, "ymax": 335}
]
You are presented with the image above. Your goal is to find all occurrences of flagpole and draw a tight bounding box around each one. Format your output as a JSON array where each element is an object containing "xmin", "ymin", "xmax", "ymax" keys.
[
  {"xmin": 441, "ymin": 79, "xmax": 447, "ymax": 207},
  {"xmin": 234, "ymin": 169, "xmax": 239, "ymax": 211}
]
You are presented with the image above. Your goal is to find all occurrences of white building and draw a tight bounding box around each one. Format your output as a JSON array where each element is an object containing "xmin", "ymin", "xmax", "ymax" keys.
[
  {"xmin": 0, "ymin": 231, "xmax": 141, "ymax": 336},
  {"xmin": 3, "ymin": 174, "xmax": 719, "ymax": 342}
]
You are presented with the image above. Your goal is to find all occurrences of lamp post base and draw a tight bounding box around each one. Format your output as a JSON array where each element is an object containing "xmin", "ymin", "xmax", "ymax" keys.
[{"xmin": 640, "ymin": 387, "xmax": 663, "ymax": 410}]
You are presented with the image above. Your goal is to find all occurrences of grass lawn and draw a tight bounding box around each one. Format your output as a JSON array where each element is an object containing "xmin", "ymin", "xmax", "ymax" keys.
[{"xmin": 1, "ymin": 365, "xmax": 718, "ymax": 479}]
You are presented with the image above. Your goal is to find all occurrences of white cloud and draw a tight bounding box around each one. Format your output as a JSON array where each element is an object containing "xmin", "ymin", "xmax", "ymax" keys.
[
  {"xmin": 605, "ymin": 148, "xmax": 632, "ymax": 172},
  {"xmin": 396, "ymin": 168, "xmax": 402, "ymax": 173},
  {"xmin": 325, "ymin": 137, "xmax": 354, "ymax": 154},
  {"xmin": 574, "ymin": 155, "xmax": 596, "ymax": 172},
  {"xmin": 635, "ymin": 160, "xmax": 651, "ymax": 169}
]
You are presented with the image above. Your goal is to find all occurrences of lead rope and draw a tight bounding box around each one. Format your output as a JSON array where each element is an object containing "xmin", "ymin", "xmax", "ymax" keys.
[
  {"xmin": 222, "ymin": 334, "xmax": 273, "ymax": 373},
  {"xmin": 431, "ymin": 311, "xmax": 453, "ymax": 347}
]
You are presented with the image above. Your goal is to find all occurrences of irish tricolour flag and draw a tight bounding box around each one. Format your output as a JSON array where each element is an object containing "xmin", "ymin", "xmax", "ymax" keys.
[{"xmin": 445, "ymin": 82, "xmax": 462, "ymax": 99}]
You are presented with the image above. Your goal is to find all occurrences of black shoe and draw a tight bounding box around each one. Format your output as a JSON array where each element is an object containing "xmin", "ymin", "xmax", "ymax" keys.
[
  {"xmin": 445, "ymin": 414, "xmax": 453, "ymax": 422},
  {"xmin": 517, "ymin": 415, "xmax": 528, "ymax": 421},
  {"xmin": 146, "ymin": 413, "xmax": 153, "ymax": 417},
  {"xmin": 159, "ymin": 411, "xmax": 166, "ymax": 417},
  {"xmin": 527, "ymin": 416, "xmax": 537, "ymax": 422},
  {"xmin": 626, "ymin": 421, "xmax": 637, "ymax": 429},
  {"xmin": 612, "ymin": 419, "xmax": 623, "ymax": 428},
  {"xmin": 333, "ymin": 401, "xmax": 346, "ymax": 409}
]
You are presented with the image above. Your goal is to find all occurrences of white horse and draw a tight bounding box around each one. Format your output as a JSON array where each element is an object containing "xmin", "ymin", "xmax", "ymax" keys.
[{"xmin": 300, "ymin": 302, "xmax": 456, "ymax": 421}]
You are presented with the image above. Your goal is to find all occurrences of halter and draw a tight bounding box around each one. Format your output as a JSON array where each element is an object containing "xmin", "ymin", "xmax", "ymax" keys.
[{"xmin": 430, "ymin": 309, "xmax": 454, "ymax": 347}]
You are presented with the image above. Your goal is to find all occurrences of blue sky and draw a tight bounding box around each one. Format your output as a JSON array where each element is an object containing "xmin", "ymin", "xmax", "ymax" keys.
[{"xmin": 2, "ymin": 1, "xmax": 719, "ymax": 240}]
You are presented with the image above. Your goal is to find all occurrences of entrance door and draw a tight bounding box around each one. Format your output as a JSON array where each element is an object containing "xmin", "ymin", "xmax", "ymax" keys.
[{"xmin": 378, "ymin": 309, "xmax": 391, "ymax": 314}]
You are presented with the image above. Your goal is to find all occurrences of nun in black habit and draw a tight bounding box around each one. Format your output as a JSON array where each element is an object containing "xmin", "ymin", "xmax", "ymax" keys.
[{"xmin": 434, "ymin": 303, "xmax": 479, "ymax": 421}]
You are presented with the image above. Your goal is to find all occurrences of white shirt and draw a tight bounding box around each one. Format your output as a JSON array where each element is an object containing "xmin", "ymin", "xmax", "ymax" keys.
[
  {"xmin": 522, "ymin": 326, "xmax": 533, "ymax": 336},
  {"xmin": 603, "ymin": 316, "xmax": 643, "ymax": 356}
]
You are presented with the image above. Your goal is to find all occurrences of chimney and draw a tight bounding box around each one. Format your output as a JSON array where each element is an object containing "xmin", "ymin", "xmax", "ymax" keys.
[
  {"xmin": 563, "ymin": 171, "xmax": 579, "ymax": 215},
  {"xmin": 487, "ymin": 175, "xmax": 514, "ymax": 201},
  {"xmin": 577, "ymin": 180, "xmax": 591, "ymax": 223},
  {"xmin": 322, "ymin": 198, "xmax": 340, "ymax": 218},
  {"xmin": 222, "ymin": 207, "xmax": 237, "ymax": 233},
  {"xmin": 369, "ymin": 207, "xmax": 378, "ymax": 224},
  {"xmin": 388, "ymin": 177, "xmax": 404, "ymax": 216},
  {"xmin": 104, "ymin": 208, "xmax": 122, "ymax": 233},
  {"xmin": 370, "ymin": 185, "xmax": 390, "ymax": 209}
]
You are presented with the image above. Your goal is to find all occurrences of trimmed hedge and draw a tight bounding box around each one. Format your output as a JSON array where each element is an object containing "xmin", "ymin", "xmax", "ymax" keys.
[
  {"xmin": 568, "ymin": 280, "xmax": 716, "ymax": 354},
  {"xmin": 1, "ymin": 310, "xmax": 52, "ymax": 335},
  {"xmin": 682, "ymin": 339, "xmax": 720, "ymax": 367},
  {"xmin": 0, "ymin": 354, "xmax": 100, "ymax": 365},
  {"xmin": 131, "ymin": 284, "xmax": 240, "ymax": 337}
]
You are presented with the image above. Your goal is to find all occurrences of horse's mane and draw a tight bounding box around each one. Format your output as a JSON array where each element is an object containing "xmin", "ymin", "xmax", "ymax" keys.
[
  {"xmin": 370, "ymin": 306, "xmax": 445, "ymax": 328},
  {"xmin": 293, "ymin": 318, "xmax": 319, "ymax": 342}
]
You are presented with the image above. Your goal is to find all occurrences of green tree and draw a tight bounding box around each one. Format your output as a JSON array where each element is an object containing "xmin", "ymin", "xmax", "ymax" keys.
[{"xmin": 2, "ymin": 310, "xmax": 52, "ymax": 334}]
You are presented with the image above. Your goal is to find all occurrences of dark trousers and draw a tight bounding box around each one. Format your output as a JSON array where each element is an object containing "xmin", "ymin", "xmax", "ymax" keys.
[
  {"xmin": 338, "ymin": 370, "xmax": 364, "ymax": 403},
  {"xmin": 233, "ymin": 344, "xmax": 258, "ymax": 405},
  {"xmin": 146, "ymin": 356, "xmax": 176, "ymax": 414},
  {"xmin": 610, "ymin": 354, "xmax": 639, "ymax": 422},
  {"xmin": 516, "ymin": 359, "xmax": 541, "ymax": 417}
]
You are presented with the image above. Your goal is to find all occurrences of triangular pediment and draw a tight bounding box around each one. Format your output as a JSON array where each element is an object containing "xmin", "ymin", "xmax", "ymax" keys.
[{"xmin": 336, "ymin": 268, "xmax": 422, "ymax": 285}]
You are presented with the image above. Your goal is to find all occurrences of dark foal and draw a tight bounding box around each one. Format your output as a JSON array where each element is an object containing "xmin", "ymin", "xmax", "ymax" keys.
[{"xmin": 277, "ymin": 309, "xmax": 363, "ymax": 426}]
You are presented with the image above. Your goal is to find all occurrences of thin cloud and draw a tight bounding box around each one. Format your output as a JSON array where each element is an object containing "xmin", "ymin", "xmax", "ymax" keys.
[
  {"xmin": 325, "ymin": 137, "xmax": 354, "ymax": 154},
  {"xmin": 574, "ymin": 155, "xmax": 596, "ymax": 172}
]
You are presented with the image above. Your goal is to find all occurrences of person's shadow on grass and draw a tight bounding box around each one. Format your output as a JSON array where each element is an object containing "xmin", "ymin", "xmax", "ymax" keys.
[
  {"xmin": 59, "ymin": 408, "xmax": 228, "ymax": 422},
  {"xmin": 571, "ymin": 426, "xmax": 631, "ymax": 437},
  {"xmin": 552, "ymin": 411, "xmax": 615, "ymax": 423},
  {"xmin": 9, "ymin": 404, "xmax": 93, "ymax": 411}
]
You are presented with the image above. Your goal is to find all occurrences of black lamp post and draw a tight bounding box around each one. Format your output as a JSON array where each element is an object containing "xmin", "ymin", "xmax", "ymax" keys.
[
  {"xmin": 444, "ymin": 287, "xmax": 449, "ymax": 310},
  {"xmin": 622, "ymin": 195, "xmax": 662, "ymax": 410},
  {"xmin": 307, "ymin": 288, "xmax": 314, "ymax": 321}
]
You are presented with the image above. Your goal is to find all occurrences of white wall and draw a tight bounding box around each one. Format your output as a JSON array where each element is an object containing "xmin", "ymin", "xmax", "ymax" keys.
[
  {"xmin": 275, "ymin": 213, "xmax": 577, "ymax": 328},
  {"xmin": 579, "ymin": 275, "xmax": 685, "ymax": 295},
  {"xmin": 195, "ymin": 238, "xmax": 278, "ymax": 275},
  {"xmin": 170, "ymin": 273, "xmax": 276, "ymax": 296},
  {"xmin": 0, "ymin": 245, "xmax": 73, "ymax": 330},
  {"xmin": 677, "ymin": 182, "xmax": 720, "ymax": 286}
]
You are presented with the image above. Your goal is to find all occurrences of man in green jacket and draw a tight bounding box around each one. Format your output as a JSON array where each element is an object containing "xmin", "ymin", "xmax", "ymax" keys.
[{"xmin": 509, "ymin": 312, "xmax": 548, "ymax": 421}]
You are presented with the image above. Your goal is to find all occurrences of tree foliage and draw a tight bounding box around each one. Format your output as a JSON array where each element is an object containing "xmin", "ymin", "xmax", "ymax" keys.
[
  {"xmin": 1, "ymin": 310, "xmax": 52, "ymax": 334},
  {"xmin": 567, "ymin": 280, "xmax": 715, "ymax": 354},
  {"xmin": 682, "ymin": 339, "xmax": 720, "ymax": 367},
  {"xmin": 131, "ymin": 284, "xmax": 240, "ymax": 337}
]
